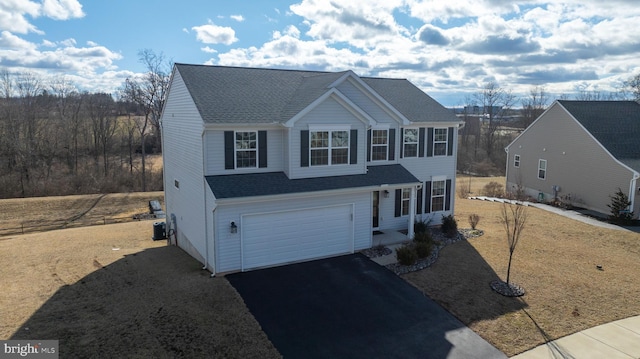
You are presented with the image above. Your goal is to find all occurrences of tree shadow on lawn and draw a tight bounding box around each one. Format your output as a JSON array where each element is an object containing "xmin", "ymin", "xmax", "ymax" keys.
[
  {"xmin": 402, "ymin": 239, "xmax": 545, "ymax": 355},
  {"xmin": 404, "ymin": 240, "xmax": 527, "ymax": 323},
  {"xmin": 11, "ymin": 246, "xmax": 279, "ymax": 359}
]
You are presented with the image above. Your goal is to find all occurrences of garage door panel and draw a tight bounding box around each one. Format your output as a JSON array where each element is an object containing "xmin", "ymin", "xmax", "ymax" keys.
[{"xmin": 242, "ymin": 204, "xmax": 353, "ymax": 270}]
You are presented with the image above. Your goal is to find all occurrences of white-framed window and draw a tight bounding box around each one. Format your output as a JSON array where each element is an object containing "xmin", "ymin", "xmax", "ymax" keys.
[
  {"xmin": 371, "ymin": 129, "xmax": 388, "ymax": 161},
  {"xmin": 235, "ymin": 131, "xmax": 257, "ymax": 168},
  {"xmin": 431, "ymin": 180, "xmax": 446, "ymax": 212},
  {"xmin": 514, "ymin": 154, "xmax": 520, "ymax": 168},
  {"xmin": 433, "ymin": 128, "xmax": 448, "ymax": 156},
  {"xmin": 403, "ymin": 129, "xmax": 418, "ymax": 157},
  {"xmin": 310, "ymin": 130, "xmax": 349, "ymax": 166},
  {"xmin": 538, "ymin": 159, "xmax": 547, "ymax": 180},
  {"xmin": 401, "ymin": 188, "xmax": 411, "ymax": 216}
]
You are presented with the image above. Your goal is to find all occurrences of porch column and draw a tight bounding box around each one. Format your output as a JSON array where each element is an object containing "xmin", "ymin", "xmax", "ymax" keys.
[{"xmin": 408, "ymin": 186, "xmax": 416, "ymax": 239}]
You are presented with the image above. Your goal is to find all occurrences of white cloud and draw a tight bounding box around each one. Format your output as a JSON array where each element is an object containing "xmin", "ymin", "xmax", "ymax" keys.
[
  {"xmin": 201, "ymin": 46, "xmax": 217, "ymax": 54},
  {"xmin": 192, "ymin": 21, "xmax": 238, "ymax": 45},
  {"xmin": 40, "ymin": 0, "xmax": 84, "ymax": 20},
  {"xmin": 230, "ymin": 14, "xmax": 244, "ymax": 22}
]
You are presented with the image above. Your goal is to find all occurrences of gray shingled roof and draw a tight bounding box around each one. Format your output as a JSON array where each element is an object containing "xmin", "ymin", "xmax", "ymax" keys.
[
  {"xmin": 205, "ymin": 164, "xmax": 420, "ymax": 199},
  {"xmin": 558, "ymin": 100, "xmax": 640, "ymax": 172},
  {"xmin": 174, "ymin": 63, "xmax": 458, "ymax": 124}
]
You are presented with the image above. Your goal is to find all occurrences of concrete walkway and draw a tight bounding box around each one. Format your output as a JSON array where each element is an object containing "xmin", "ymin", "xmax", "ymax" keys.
[
  {"xmin": 511, "ymin": 315, "xmax": 640, "ymax": 359},
  {"xmin": 468, "ymin": 196, "xmax": 633, "ymax": 232}
]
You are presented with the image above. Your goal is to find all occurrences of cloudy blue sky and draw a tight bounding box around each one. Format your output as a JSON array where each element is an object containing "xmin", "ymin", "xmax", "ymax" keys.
[{"xmin": 1, "ymin": 0, "xmax": 638, "ymax": 106}]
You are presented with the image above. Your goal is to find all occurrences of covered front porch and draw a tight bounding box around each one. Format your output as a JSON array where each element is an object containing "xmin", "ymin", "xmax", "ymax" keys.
[{"xmin": 371, "ymin": 229, "xmax": 411, "ymax": 247}]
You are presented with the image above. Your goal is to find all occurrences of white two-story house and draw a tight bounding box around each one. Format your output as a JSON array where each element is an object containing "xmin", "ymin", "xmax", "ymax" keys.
[{"xmin": 161, "ymin": 64, "xmax": 462, "ymax": 274}]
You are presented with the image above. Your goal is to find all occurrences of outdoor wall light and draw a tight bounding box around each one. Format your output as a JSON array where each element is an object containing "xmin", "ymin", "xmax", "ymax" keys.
[
  {"xmin": 230, "ymin": 221, "xmax": 238, "ymax": 234},
  {"xmin": 384, "ymin": 190, "xmax": 390, "ymax": 198}
]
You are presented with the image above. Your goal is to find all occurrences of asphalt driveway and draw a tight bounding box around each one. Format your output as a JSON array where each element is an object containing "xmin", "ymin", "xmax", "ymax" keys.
[{"xmin": 227, "ymin": 253, "xmax": 506, "ymax": 359}]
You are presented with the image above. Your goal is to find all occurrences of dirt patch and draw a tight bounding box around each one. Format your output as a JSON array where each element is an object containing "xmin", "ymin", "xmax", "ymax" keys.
[
  {"xmin": 404, "ymin": 197, "xmax": 640, "ymax": 357},
  {"xmin": 0, "ymin": 221, "xmax": 280, "ymax": 358}
]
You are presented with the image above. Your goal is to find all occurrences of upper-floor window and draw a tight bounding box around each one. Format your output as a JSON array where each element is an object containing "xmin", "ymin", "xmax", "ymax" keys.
[
  {"xmin": 236, "ymin": 131, "xmax": 257, "ymax": 168},
  {"xmin": 371, "ymin": 129, "xmax": 388, "ymax": 161},
  {"xmin": 403, "ymin": 129, "xmax": 418, "ymax": 157},
  {"xmin": 433, "ymin": 128, "xmax": 448, "ymax": 156},
  {"xmin": 310, "ymin": 130, "xmax": 349, "ymax": 166},
  {"xmin": 538, "ymin": 159, "xmax": 547, "ymax": 180},
  {"xmin": 431, "ymin": 180, "xmax": 446, "ymax": 212},
  {"xmin": 514, "ymin": 154, "xmax": 520, "ymax": 168}
]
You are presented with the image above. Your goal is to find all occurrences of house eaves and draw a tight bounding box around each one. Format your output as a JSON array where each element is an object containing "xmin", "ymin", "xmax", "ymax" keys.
[{"xmin": 206, "ymin": 164, "xmax": 421, "ymax": 204}]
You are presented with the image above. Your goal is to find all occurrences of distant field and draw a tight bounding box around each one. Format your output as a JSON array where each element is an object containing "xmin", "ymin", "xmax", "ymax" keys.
[{"xmin": 0, "ymin": 192, "xmax": 164, "ymax": 237}]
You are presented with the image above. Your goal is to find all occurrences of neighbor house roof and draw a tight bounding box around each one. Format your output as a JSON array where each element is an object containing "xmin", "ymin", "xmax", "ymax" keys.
[
  {"xmin": 174, "ymin": 63, "xmax": 458, "ymax": 125},
  {"xmin": 558, "ymin": 100, "xmax": 640, "ymax": 172},
  {"xmin": 205, "ymin": 164, "xmax": 420, "ymax": 199}
]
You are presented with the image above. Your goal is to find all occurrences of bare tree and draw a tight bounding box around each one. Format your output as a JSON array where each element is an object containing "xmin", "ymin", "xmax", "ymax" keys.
[
  {"xmin": 474, "ymin": 82, "xmax": 515, "ymax": 160},
  {"xmin": 521, "ymin": 85, "xmax": 548, "ymax": 129},
  {"xmin": 624, "ymin": 73, "xmax": 640, "ymax": 101},
  {"xmin": 501, "ymin": 202, "xmax": 528, "ymax": 285},
  {"xmin": 86, "ymin": 93, "xmax": 117, "ymax": 176},
  {"xmin": 137, "ymin": 49, "xmax": 171, "ymax": 152},
  {"xmin": 119, "ymin": 49, "xmax": 171, "ymax": 191}
]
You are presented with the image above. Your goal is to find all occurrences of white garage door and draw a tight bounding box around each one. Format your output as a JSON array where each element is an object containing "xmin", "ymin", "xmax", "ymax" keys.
[{"xmin": 241, "ymin": 204, "xmax": 354, "ymax": 270}]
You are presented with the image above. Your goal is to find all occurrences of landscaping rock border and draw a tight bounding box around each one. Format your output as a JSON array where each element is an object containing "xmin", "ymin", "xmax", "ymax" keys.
[{"xmin": 382, "ymin": 229, "xmax": 478, "ymax": 275}]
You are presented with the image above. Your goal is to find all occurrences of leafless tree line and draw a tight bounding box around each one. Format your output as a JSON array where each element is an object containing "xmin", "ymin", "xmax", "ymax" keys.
[{"xmin": 0, "ymin": 50, "xmax": 170, "ymax": 198}]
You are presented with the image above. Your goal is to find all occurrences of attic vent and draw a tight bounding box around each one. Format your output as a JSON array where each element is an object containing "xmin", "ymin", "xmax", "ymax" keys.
[{"xmin": 174, "ymin": 180, "xmax": 180, "ymax": 189}]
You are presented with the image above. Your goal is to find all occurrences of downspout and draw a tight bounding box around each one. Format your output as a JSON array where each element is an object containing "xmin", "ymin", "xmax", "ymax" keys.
[
  {"xmin": 208, "ymin": 207, "xmax": 217, "ymax": 277},
  {"xmin": 630, "ymin": 172, "xmax": 640, "ymax": 219}
]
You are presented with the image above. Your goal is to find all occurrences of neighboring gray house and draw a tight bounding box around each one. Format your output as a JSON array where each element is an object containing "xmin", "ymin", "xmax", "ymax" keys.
[
  {"xmin": 505, "ymin": 100, "xmax": 640, "ymax": 219},
  {"xmin": 161, "ymin": 64, "xmax": 462, "ymax": 274}
]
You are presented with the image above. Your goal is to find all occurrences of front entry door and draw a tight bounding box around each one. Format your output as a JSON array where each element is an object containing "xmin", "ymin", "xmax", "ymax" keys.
[{"xmin": 372, "ymin": 191, "xmax": 380, "ymax": 229}]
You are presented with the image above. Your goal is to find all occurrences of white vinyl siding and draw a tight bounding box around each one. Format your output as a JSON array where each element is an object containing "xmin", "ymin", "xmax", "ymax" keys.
[{"xmin": 161, "ymin": 69, "xmax": 207, "ymax": 265}]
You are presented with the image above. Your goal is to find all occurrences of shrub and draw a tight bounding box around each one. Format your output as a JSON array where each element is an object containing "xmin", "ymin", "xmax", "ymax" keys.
[
  {"xmin": 607, "ymin": 188, "xmax": 634, "ymax": 225},
  {"xmin": 396, "ymin": 245, "xmax": 418, "ymax": 266},
  {"xmin": 441, "ymin": 214, "xmax": 458, "ymax": 237},
  {"xmin": 482, "ymin": 181, "xmax": 504, "ymax": 197},
  {"xmin": 468, "ymin": 214, "xmax": 480, "ymax": 230},
  {"xmin": 415, "ymin": 241, "xmax": 433, "ymax": 259},
  {"xmin": 414, "ymin": 219, "xmax": 429, "ymax": 234},
  {"xmin": 413, "ymin": 230, "xmax": 432, "ymax": 243}
]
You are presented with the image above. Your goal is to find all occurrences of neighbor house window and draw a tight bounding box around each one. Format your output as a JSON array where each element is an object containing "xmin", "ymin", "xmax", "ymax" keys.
[
  {"xmin": 371, "ymin": 129, "xmax": 388, "ymax": 161},
  {"xmin": 431, "ymin": 180, "xmax": 446, "ymax": 212},
  {"xmin": 538, "ymin": 159, "xmax": 547, "ymax": 180},
  {"xmin": 514, "ymin": 154, "xmax": 520, "ymax": 168},
  {"xmin": 401, "ymin": 188, "xmax": 411, "ymax": 216},
  {"xmin": 310, "ymin": 130, "xmax": 349, "ymax": 166},
  {"xmin": 433, "ymin": 128, "xmax": 448, "ymax": 156},
  {"xmin": 403, "ymin": 129, "xmax": 418, "ymax": 157},
  {"xmin": 235, "ymin": 131, "xmax": 257, "ymax": 168}
]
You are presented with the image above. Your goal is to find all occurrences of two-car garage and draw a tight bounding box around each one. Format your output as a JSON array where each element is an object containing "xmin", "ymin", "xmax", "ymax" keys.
[{"xmin": 240, "ymin": 204, "xmax": 355, "ymax": 271}]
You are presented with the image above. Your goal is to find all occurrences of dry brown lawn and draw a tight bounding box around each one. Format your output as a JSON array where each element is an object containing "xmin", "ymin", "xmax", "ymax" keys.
[
  {"xmin": 2, "ymin": 180, "xmax": 639, "ymax": 357},
  {"xmin": 0, "ymin": 192, "xmax": 165, "ymax": 236},
  {"xmin": 0, "ymin": 221, "xmax": 280, "ymax": 358},
  {"xmin": 405, "ymin": 190, "xmax": 640, "ymax": 356}
]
